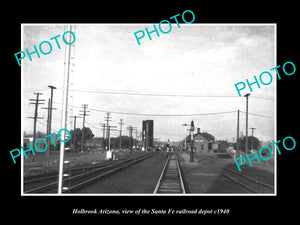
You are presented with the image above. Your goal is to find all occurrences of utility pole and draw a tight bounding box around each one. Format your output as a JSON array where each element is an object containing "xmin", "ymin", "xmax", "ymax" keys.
[
  {"xmin": 41, "ymin": 98, "xmax": 56, "ymax": 165},
  {"xmin": 48, "ymin": 85, "xmax": 56, "ymax": 133},
  {"xmin": 79, "ymin": 104, "xmax": 90, "ymax": 152},
  {"xmin": 46, "ymin": 98, "xmax": 51, "ymax": 131},
  {"xmin": 104, "ymin": 112, "xmax": 112, "ymax": 150},
  {"xmin": 58, "ymin": 25, "xmax": 74, "ymax": 194},
  {"xmin": 101, "ymin": 123, "xmax": 106, "ymax": 151},
  {"xmin": 134, "ymin": 129, "xmax": 138, "ymax": 149},
  {"xmin": 28, "ymin": 92, "xmax": 45, "ymax": 162},
  {"xmin": 41, "ymin": 86, "xmax": 57, "ymax": 167},
  {"xmin": 127, "ymin": 126, "xmax": 136, "ymax": 152},
  {"xmin": 249, "ymin": 127, "xmax": 256, "ymax": 150},
  {"xmin": 189, "ymin": 120, "xmax": 195, "ymax": 162},
  {"xmin": 118, "ymin": 119, "xmax": 124, "ymax": 150},
  {"xmin": 41, "ymin": 98, "xmax": 51, "ymax": 135},
  {"xmin": 69, "ymin": 115, "xmax": 82, "ymax": 156},
  {"xmin": 42, "ymin": 98, "xmax": 50, "ymax": 162},
  {"xmin": 107, "ymin": 125, "xmax": 110, "ymax": 150},
  {"xmin": 236, "ymin": 109, "xmax": 240, "ymax": 157},
  {"xmin": 47, "ymin": 85, "xmax": 56, "ymax": 166},
  {"xmin": 244, "ymin": 93, "xmax": 251, "ymax": 154},
  {"xmin": 107, "ymin": 125, "xmax": 117, "ymax": 151},
  {"xmin": 69, "ymin": 115, "xmax": 82, "ymax": 130}
]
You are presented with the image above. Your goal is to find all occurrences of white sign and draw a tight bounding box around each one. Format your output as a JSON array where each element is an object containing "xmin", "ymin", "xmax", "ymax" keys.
[{"xmin": 106, "ymin": 150, "xmax": 112, "ymax": 160}]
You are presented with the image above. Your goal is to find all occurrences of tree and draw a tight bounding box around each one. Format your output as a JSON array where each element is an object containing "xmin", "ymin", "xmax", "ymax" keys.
[
  {"xmin": 217, "ymin": 140, "xmax": 230, "ymax": 152},
  {"xmin": 110, "ymin": 136, "xmax": 137, "ymax": 149},
  {"xmin": 233, "ymin": 136, "xmax": 260, "ymax": 152},
  {"xmin": 68, "ymin": 127, "xmax": 94, "ymax": 151}
]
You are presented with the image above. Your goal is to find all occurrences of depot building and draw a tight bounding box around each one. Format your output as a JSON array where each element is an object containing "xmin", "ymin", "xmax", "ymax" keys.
[{"xmin": 183, "ymin": 128, "xmax": 216, "ymax": 153}]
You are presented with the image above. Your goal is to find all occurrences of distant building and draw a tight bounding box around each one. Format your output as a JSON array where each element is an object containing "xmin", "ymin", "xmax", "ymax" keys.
[
  {"xmin": 185, "ymin": 128, "xmax": 215, "ymax": 153},
  {"xmin": 142, "ymin": 120, "xmax": 154, "ymax": 149}
]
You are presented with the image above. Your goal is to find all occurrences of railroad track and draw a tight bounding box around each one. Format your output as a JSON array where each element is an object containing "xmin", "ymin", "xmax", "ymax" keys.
[
  {"xmin": 24, "ymin": 152, "xmax": 157, "ymax": 194},
  {"xmin": 218, "ymin": 167, "xmax": 274, "ymax": 193},
  {"xmin": 153, "ymin": 152, "xmax": 186, "ymax": 194}
]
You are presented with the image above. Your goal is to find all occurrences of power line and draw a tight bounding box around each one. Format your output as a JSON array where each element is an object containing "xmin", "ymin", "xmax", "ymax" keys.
[
  {"xmin": 52, "ymin": 102, "xmax": 274, "ymax": 118},
  {"xmin": 91, "ymin": 109, "xmax": 237, "ymax": 117},
  {"xmin": 52, "ymin": 88, "xmax": 274, "ymax": 100},
  {"xmin": 24, "ymin": 88, "xmax": 50, "ymax": 94},
  {"xmin": 53, "ymin": 102, "xmax": 237, "ymax": 117},
  {"xmin": 69, "ymin": 89, "xmax": 240, "ymax": 97},
  {"xmin": 85, "ymin": 121, "xmax": 100, "ymax": 130},
  {"xmin": 240, "ymin": 110, "xmax": 274, "ymax": 119},
  {"xmin": 36, "ymin": 120, "xmax": 59, "ymax": 132}
]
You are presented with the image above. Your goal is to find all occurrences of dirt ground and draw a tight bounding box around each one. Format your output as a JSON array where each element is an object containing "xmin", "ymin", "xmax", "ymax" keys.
[{"xmin": 178, "ymin": 151, "xmax": 275, "ymax": 194}]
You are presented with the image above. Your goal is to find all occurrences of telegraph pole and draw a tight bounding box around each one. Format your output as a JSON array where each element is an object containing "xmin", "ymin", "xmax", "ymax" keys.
[
  {"xmin": 104, "ymin": 112, "xmax": 112, "ymax": 149},
  {"xmin": 79, "ymin": 104, "xmax": 90, "ymax": 152},
  {"xmin": 134, "ymin": 129, "xmax": 138, "ymax": 149},
  {"xmin": 69, "ymin": 115, "xmax": 82, "ymax": 130},
  {"xmin": 118, "ymin": 119, "xmax": 124, "ymax": 150},
  {"xmin": 101, "ymin": 123, "xmax": 106, "ymax": 151},
  {"xmin": 107, "ymin": 125, "xmax": 117, "ymax": 151},
  {"xmin": 249, "ymin": 127, "xmax": 256, "ymax": 150},
  {"xmin": 42, "ymin": 98, "xmax": 51, "ymax": 135},
  {"xmin": 244, "ymin": 93, "xmax": 251, "ymax": 154},
  {"xmin": 42, "ymin": 86, "xmax": 57, "ymax": 167},
  {"xmin": 236, "ymin": 109, "xmax": 240, "ymax": 157},
  {"xmin": 69, "ymin": 115, "xmax": 82, "ymax": 156},
  {"xmin": 28, "ymin": 92, "xmax": 44, "ymax": 162},
  {"xmin": 189, "ymin": 120, "xmax": 195, "ymax": 162},
  {"xmin": 48, "ymin": 85, "xmax": 56, "ymax": 134},
  {"xmin": 127, "ymin": 126, "xmax": 136, "ymax": 152},
  {"xmin": 41, "ymin": 99, "xmax": 52, "ymax": 165},
  {"xmin": 47, "ymin": 85, "xmax": 56, "ymax": 166}
]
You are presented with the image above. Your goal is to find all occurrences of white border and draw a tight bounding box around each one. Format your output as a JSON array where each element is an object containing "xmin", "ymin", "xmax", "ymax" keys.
[{"xmin": 21, "ymin": 23, "xmax": 277, "ymax": 196}]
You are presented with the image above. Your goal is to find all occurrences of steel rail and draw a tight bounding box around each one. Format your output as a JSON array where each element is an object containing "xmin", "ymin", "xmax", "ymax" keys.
[
  {"xmin": 218, "ymin": 168, "xmax": 274, "ymax": 193},
  {"xmin": 222, "ymin": 167, "xmax": 274, "ymax": 189},
  {"xmin": 153, "ymin": 152, "xmax": 171, "ymax": 193},
  {"xmin": 24, "ymin": 152, "xmax": 156, "ymax": 194},
  {"xmin": 153, "ymin": 152, "xmax": 185, "ymax": 194},
  {"xmin": 65, "ymin": 152, "xmax": 156, "ymax": 193}
]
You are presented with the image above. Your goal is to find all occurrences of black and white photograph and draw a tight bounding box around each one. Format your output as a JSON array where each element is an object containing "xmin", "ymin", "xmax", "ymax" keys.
[
  {"xmin": 3, "ymin": 4, "xmax": 298, "ymax": 221},
  {"xmin": 21, "ymin": 24, "xmax": 276, "ymax": 195}
]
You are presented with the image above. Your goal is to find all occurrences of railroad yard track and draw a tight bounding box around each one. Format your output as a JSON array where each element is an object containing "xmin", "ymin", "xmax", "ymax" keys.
[
  {"xmin": 218, "ymin": 167, "xmax": 274, "ymax": 193},
  {"xmin": 153, "ymin": 152, "xmax": 186, "ymax": 194},
  {"xmin": 24, "ymin": 152, "xmax": 157, "ymax": 194}
]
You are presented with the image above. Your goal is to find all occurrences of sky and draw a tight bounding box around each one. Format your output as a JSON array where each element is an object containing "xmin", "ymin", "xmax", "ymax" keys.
[{"xmin": 22, "ymin": 24, "xmax": 276, "ymax": 142}]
